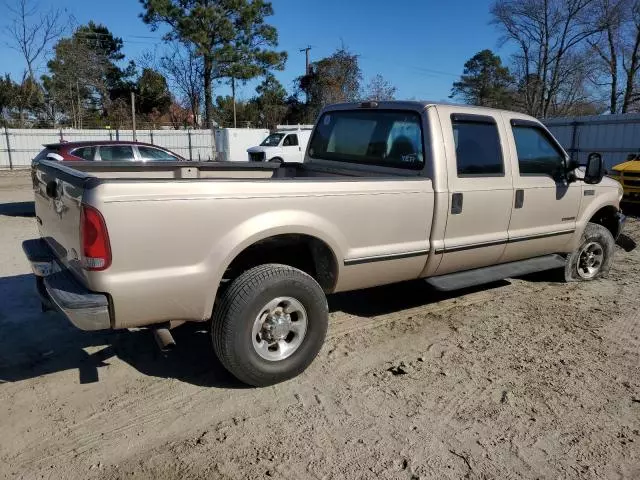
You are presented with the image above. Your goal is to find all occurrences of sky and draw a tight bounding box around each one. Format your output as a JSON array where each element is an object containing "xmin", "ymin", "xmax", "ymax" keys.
[{"xmin": 0, "ymin": 0, "xmax": 510, "ymax": 102}]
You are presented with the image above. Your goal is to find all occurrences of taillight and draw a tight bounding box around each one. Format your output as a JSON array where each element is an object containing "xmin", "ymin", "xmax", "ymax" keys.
[{"xmin": 81, "ymin": 205, "xmax": 111, "ymax": 271}]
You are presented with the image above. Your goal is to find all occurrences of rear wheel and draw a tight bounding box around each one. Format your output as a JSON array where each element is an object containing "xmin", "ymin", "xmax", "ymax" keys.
[
  {"xmin": 211, "ymin": 264, "xmax": 328, "ymax": 386},
  {"xmin": 564, "ymin": 223, "xmax": 615, "ymax": 282},
  {"xmin": 269, "ymin": 157, "xmax": 283, "ymax": 163}
]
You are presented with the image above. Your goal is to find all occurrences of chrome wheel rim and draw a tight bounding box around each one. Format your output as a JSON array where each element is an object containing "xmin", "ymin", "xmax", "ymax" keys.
[
  {"xmin": 577, "ymin": 241, "xmax": 604, "ymax": 279},
  {"xmin": 252, "ymin": 297, "xmax": 307, "ymax": 361}
]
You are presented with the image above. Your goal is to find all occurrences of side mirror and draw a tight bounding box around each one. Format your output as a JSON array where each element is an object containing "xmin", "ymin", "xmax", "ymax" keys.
[{"xmin": 584, "ymin": 152, "xmax": 605, "ymax": 185}]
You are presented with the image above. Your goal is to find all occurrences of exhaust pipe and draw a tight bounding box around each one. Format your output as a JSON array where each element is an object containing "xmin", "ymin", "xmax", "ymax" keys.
[{"xmin": 153, "ymin": 327, "xmax": 176, "ymax": 352}]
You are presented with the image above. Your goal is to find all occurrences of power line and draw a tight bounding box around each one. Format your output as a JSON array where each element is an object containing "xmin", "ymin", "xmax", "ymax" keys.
[{"xmin": 358, "ymin": 54, "xmax": 460, "ymax": 78}]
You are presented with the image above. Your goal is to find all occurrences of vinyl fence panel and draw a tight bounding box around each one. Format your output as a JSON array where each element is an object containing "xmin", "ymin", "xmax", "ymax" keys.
[
  {"xmin": 0, "ymin": 128, "xmax": 218, "ymax": 169},
  {"xmin": 544, "ymin": 113, "xmax": 640, "ymax": 170}
]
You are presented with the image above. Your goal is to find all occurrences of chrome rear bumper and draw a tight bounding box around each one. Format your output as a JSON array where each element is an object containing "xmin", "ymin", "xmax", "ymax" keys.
[{"xmin": 22, "ymin": 238, "xmax": 111, "ymax": 331}]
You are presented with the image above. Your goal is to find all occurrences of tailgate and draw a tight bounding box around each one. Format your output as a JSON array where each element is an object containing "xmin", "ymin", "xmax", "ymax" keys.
[{"xmin": 33, "ymin": 161, "xmax": 94, "ymax": 284}]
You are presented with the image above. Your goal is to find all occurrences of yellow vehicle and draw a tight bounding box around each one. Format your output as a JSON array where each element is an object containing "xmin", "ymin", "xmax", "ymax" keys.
[{"xmin": 610, "ymin": 154, "xmax": 640, "ymax": 203}]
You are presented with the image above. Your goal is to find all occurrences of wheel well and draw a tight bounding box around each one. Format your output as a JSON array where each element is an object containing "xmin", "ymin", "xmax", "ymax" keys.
[
  {"xmin": 589, "ymin": 206, "xmax": 620, "ymax": 238},
  {"xmin": 224, "ymin": 234, "xmax": 338, "ymax": 293}
]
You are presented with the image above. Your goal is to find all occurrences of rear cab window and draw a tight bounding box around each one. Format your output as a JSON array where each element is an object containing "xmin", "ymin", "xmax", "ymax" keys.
[{"xmin": 308, "ymin": 110, "xmax": 425, "ymax": 170}]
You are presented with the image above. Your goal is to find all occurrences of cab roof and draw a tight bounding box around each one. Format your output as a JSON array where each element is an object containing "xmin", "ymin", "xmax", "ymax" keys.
[{"xmin": 322, "ymin": 100, "xmax": 538, "ymax": 120}]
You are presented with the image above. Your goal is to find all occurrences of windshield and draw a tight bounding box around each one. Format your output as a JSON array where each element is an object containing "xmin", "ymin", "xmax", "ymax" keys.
[
  {"xmin": 260, "ymin": 133, "xmax": 285, "ymax": 147},
  {"xmin": 308, "ymin": 110, "xmax": 425, "ymax": 170}
]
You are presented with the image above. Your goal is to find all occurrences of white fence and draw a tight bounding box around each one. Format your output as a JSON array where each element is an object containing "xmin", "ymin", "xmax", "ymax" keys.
[
  {"xmin": 544, "ymin": 113, "xmax": 640, "ymax": 170},
  {"xmin": 7, "ymin": 115, "xmax": 638, "ymax": 171},
  {"xmin": 0, "ymin": 128, "xmax": 217, "ymax": 169}
]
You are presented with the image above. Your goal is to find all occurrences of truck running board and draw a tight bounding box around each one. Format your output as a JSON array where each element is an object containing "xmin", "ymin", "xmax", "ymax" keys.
[{"xmin": 425, "ymin": 254, "xmax": 566, "ymax": 292}]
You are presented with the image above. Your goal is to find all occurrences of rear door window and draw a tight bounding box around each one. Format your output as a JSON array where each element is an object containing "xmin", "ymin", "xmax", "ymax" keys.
[
  {"xmin": 308, "ymin": 110, "xmax": 425, "ymax": 170},
  {"xmin": 99, "ymin": 146, "xmax": 135, "ymax": 161},
  {"xmin": 137, "ymin": 146, "xmax": 179, "ymax": 161}
]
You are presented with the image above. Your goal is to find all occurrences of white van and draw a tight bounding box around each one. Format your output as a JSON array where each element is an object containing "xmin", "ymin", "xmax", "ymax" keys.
[{"xmin": 247, "ymin": 128, "xmax": 313, "ymax": 163}]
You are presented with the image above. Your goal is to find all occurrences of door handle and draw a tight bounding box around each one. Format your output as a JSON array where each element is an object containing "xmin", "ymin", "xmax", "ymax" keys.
[
  {"xmin": 451, "ymin": 193, "xmax": 463, "ymax": 214},
  {"xmin": 515, "ymin": 189, "xmax": 524, "ymax": 209}
]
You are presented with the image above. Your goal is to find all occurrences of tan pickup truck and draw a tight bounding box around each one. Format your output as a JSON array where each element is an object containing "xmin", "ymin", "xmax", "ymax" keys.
[{"xmin": 24, "ymin": 101, "xmax": 626, "ymax": 386}]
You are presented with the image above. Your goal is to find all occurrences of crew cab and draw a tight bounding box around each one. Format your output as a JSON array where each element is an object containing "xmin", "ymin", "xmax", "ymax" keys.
[{"xmin": 23, "ymin": 101, "xmax": 626, "ymax": 387}]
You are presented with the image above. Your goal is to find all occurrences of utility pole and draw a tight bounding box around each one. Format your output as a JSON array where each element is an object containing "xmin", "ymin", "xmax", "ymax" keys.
[
  {"xmin": 300, "ymin": 46, "xmax": 312, "ymax": 75},
  {"xmin": 131, "ymin": 90, "xmax": 137, "ymax": 141},
  {"xmin": 231, "ymin": 77, "xmax": 237, "ymax": 128}
]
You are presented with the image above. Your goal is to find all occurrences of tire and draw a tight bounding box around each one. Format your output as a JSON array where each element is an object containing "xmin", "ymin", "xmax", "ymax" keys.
[
  {"xmin": 269, "ymin": 157, "xmax": 283, "ymax": 163},
  {"xmin": 564, "ymin": 222, "xmax": 615, "ymax": 282},
  {"xmin": 211, "ymin": 264, "xmax": 328, "ymax": 387}
]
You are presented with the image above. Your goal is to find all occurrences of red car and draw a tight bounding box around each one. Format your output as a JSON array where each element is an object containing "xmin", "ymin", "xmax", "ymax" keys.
[{"xmin": 33, "ymin": 141, "xmax": 185, "ymax": 164}]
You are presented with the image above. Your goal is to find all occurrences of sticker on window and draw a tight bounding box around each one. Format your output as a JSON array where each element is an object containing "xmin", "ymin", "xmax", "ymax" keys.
[{"xmin": 323, "ymin": 115, "xmax": 331, "ymax": 126}]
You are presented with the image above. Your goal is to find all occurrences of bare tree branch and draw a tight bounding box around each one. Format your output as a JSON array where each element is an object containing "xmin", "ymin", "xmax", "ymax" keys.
[{"xmin": 4, "ymin": 0, "xmax": 66, "ymax": 79}]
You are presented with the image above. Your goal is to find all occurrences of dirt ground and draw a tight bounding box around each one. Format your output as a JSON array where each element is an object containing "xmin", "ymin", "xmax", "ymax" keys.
[{"xmin": 0, "ymin": 170, "xmax": 639, "ymax": 480}]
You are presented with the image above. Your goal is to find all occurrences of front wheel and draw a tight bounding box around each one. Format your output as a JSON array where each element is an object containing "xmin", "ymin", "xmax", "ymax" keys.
[
  {"xmin": 268, "ymin": 157, "xmax": 283, "ymax": 164},
  {"xmin": 564, "ymin": 223, "xmax": 615, "ymax": 282},
  {"xmin": 211, "ymin": 264, "xmax": 328, "ymax": 387}
]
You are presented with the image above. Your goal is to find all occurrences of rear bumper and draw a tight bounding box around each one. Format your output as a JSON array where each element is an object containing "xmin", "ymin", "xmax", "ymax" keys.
[{"xmin": 22, "ymin": 238, "xmax": 111, "ymax": 331}]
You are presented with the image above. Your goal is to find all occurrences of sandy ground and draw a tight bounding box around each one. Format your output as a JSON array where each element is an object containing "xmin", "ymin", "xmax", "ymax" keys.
[{"xmin": 0, "ymin": 170, "xmax": 639, "ymax": 480}]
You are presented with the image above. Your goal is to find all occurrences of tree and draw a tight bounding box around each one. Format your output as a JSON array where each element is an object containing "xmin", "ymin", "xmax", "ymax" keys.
[
  {"xmin": 161, "ymin": 42, "xmax": 204, "ymax": 127},
  {"xmin": 0, "ymin": 75, "xmax": 18, "ymax": 125},
  {"xmin": 213, "ymin": 95, "xmax": 258, "ymax": 127},
  {"xmin": 45, "ymin": 22, "xmax": 136, "ymax": 127},
  {"xmin": 13, "ymin": 75, "xmax": 43, "ymax": 126},
  {"xmin": 589, "ymin": 0, "xmax": 640, "ymax": 112},
  {"xmin": 4, "ymin": 0, "xmax": 66, "ymax": 80},
  {"xmin": 299, "ymin": 47, "xmax": 362, "ymax": 122},
  {"xmin": 450, "ymin": 50, "xmax": 514, "ymax": 108},
  {"xmin": 137, "ymin": 68, "xmax": 171, "ymax": 123},
  {"xmin": 621, "ymin": 2, "xmax": 640, "ymax": 111},
  {"xmin": 72, "ymin": 22, "xmax": 136, "ymax": 109},
  {"xmin": 362, "ymin": 74, "xmax": 397, "ymax": 101},
  {"xmin": 491, "ymin": 0, "xmax": 601, "ymax": 117},
  {"xmin": 140, "ymin": 0, "xmax": 286, "ymax": 129},
  {"xmin": 5, "ymin": 0, "xmax": 66, "ymax": 126},
  {"xmin": 253, "ymin": 73, "xmax": 287, "ymax": 128},
  {"xmin": 168, "ymin": 100, "xmax": 192, "ymax": 129}
]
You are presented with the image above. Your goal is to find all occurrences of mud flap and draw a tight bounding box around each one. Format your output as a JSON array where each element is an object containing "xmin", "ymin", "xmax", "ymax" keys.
[{"xmin": 616, "ymin": 233, "xmax": 637, "ymax": 252}]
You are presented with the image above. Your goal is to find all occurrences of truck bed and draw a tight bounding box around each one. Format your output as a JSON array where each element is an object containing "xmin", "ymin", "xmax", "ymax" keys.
[
  {"xmin": 39, "ymin": 160, "xmax": 398, "ymax": 182},
  {"xmin": 33, "ymin": 160, "xmax": 435, "ymax": 328}
]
